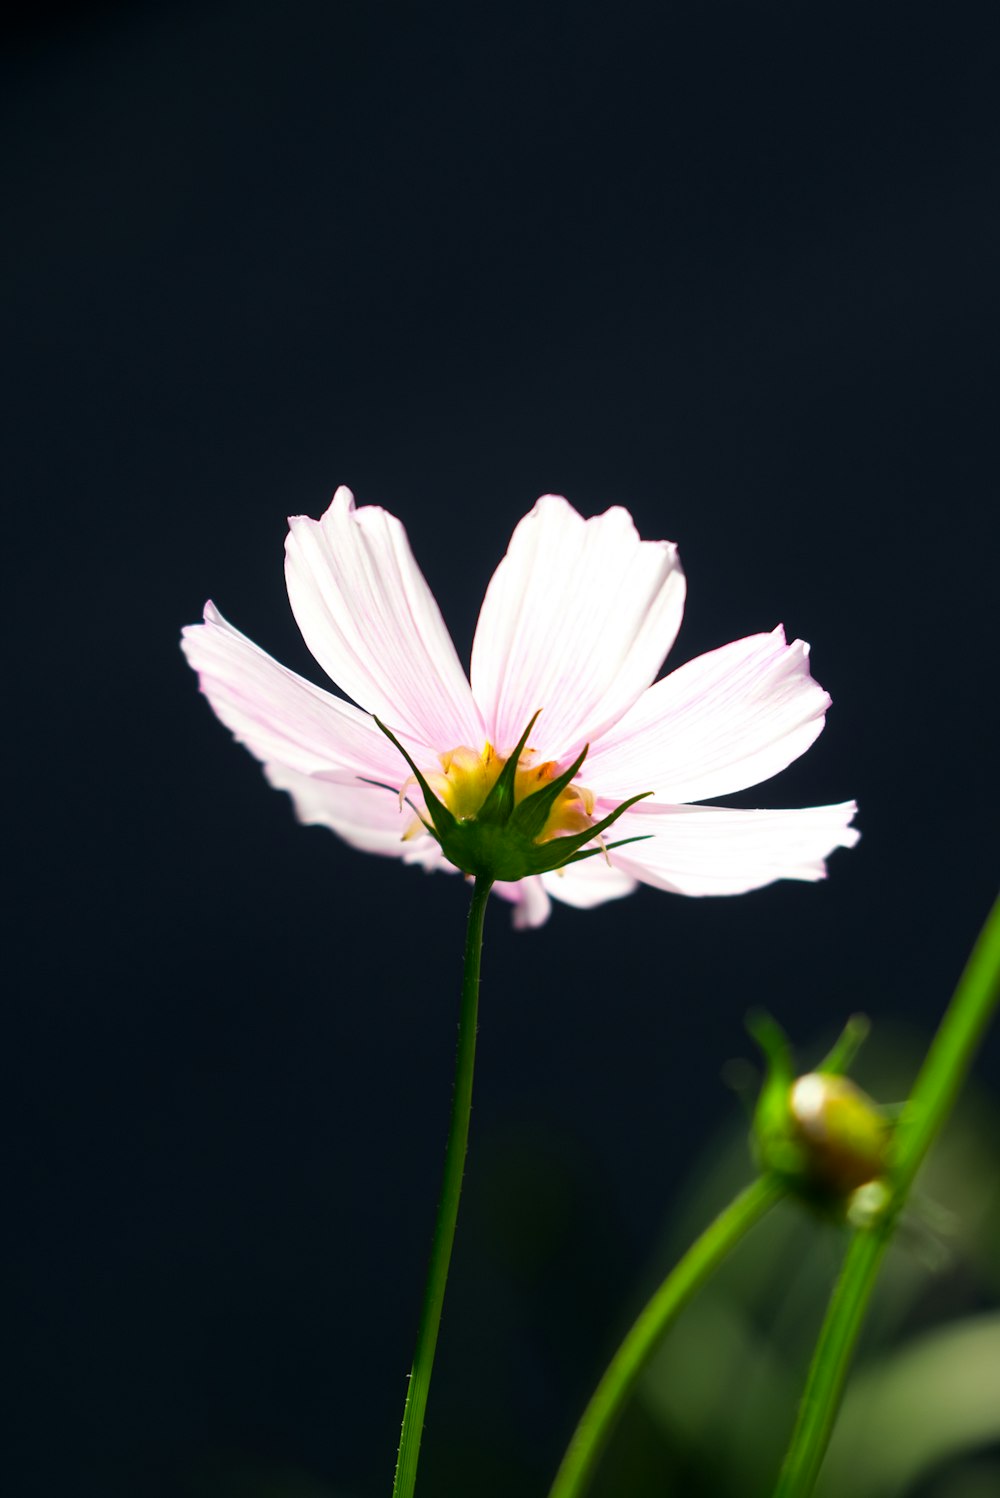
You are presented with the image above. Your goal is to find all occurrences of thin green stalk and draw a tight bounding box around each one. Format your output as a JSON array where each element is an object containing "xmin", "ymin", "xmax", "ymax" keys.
[
  {"xmin": 775, "ymin": 891, "xmax": 1000, "ymax": 1498},
  {"xmin": 549, "ymin": 1173, "xmax": 784, "ymax": 1498},
  {"xmin": 392, "ymin": 875, "xmax": 493, "ymax": 1498}
]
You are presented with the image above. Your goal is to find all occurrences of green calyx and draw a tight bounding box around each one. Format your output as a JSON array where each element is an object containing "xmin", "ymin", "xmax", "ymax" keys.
[
  {"xmin": 748, "ymin": 1011, "xmax": 891, "ymax": 1217},
  {"xmin": 373, "ymin": 713, "xmax": 652, "ymax": 884}
]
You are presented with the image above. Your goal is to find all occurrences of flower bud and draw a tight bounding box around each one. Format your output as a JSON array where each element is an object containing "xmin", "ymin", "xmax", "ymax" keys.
[
  {"xmin": 786, "ymin": 1072, "xmax": 890, "ymax": 1195},
  {"xmin": 749, "ymin": 1012, "xmax": 890, "ymax": 1217}
]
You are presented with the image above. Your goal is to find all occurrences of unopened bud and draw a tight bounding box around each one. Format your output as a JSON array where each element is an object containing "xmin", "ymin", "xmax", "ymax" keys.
[{"xmin": 748, "ymin": 1012, "xmax": 890, "ymax": 1216}]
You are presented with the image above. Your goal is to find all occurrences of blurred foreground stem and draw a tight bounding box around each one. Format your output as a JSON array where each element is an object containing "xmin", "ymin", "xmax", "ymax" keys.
[
  {"xmin": 392, "ymin": 875, "xmax": 492, "ymax": 1498},
  {"xmin": 775, "ymin": 890, "xmax": 1000, "ymax": 1498},
  {"xmin": 548, "ymin": 1173, "xmax": 783, "ymax": 1498}
]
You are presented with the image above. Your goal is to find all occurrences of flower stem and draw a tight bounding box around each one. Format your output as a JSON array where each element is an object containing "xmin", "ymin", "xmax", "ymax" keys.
[
  {"xmin": 392, "ymin": 875, "xmax": 493, "ymax": 1498},
  {"xmin": 548, "ymin": 1173, "xmax": 783, "ymax": 1498},
  {"xmin": 774, "ymin": 890, "xmax": 1000, "ymax": 1498}
]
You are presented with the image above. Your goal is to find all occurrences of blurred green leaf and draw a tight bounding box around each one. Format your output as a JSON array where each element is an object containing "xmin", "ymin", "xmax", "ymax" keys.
[{"xmin": 817, "ymin": 1313, "xmax": 1000, "ymax": 1498}]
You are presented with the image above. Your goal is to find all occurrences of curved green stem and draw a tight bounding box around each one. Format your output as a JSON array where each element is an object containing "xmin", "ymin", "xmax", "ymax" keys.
[
  {"xmin": 774, "ymin": 891, "xmax": 1000, "ymax": 1498},
  {"xmin": 392, "ymin": 875, "xmax": 493, "ymax": 1498},
  {"xmin": 548, "ymin": 1173, "xmax": 784, "ymax": 1498},
  {"xmin": 772, "ymin": 1228, "xmax": 888, "ymax": 1498}
]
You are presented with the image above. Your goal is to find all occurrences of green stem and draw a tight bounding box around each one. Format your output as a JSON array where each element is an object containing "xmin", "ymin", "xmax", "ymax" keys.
[
  {"xmin": 548, "ymin": 1174, "xmax": 783, "ymax": 1498},
  {"xmin": 774, "ymin": 891, "xmax": 1000, "ymax": 1498},
  {"xmin": 392, "ymin": 875, "xmax": 493, "ymax": 1498}
]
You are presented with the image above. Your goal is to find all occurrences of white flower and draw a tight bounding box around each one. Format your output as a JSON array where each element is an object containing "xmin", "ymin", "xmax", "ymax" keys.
[{"xmin": 182, "ymin": 489, "xmax": 858, "ymax": 927}]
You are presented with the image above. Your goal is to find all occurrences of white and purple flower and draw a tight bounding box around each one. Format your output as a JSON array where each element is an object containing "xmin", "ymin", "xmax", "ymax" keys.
[{"xmin": 182, "ymin": 489, "xmax": 858, "ymax": 926}]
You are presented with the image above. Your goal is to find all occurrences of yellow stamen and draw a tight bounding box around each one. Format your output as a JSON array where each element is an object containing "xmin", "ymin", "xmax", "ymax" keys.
[
  {"xmin": 413, "ymin": 741, "xmax": 599, "ymax": 844},
  {"xmin": 424, "ymin": 742, "xmax": 504, "ymax": 821}
]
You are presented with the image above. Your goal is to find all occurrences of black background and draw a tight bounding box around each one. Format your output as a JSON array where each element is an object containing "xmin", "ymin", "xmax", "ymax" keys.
[{"xmin": 6, "ymin": 4, "xmax": 999, "ymax": 1496}]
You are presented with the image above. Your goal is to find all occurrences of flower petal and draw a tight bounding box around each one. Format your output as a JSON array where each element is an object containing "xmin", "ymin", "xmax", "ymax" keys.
[
  {"xmin": 181, "ymin": 602, "xmax": 409, "ymax": 781},
  {"xmin": 494, "ymin": 875, "xmax": 552, "ymax": 928},
  {"xmin": 542, "ymin": 859, "xmax": 638, "ymax": 909},
  {"xmin": 470, "ymin": 496, "xmax": 686, "ymax": 760},
  {"xmin": 608, "ymin": 801, "xmax": 860, "ymax": 896},
  {"xmin": 264, "ymin": 761, "xmax": 446, "ymax": 869},
  {"xmin": 285, "ymin": 487, "xmax": 485, "ymax": 749},
  {"xmin": 585, "ymin": 627, "xmax": 831, "ymax": 804}
]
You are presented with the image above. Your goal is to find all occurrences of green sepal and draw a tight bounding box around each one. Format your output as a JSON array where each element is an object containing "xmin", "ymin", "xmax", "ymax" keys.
[
  {"xmin": 428, "ymin": 790, "xmax": 649, "ymax": 881},
  {"xmin": 747, "ymin": 1011, "xmax": 796, "ymax": 1171},
  {"xmin": 517, "ymin": 789, "xmax": 653, "ymax": 873},
  {"xmin": 372, "ymin": 717, "xmax": 458, "ymax": 844},
  {"xmin": 475, "ymin": 712, "xmax": 541, "ymax": 825},
  {"xmin": 563, "ymin": 833, "xmax": 653, "ymax": 865},
  {"xmin": 747, "ymin": 1010, "xmax": 795, "ymax": 1083},
  {"xmin": 817, "ymin": 1013, "xmax": 870, "ymax": 1076},
  {"xmin": 357, "ymin": 777, "xmax": 435, "ymax": 837},
  {"xmin": 508, "ymin": 742, "xmax": 590, "ymax": 840}
]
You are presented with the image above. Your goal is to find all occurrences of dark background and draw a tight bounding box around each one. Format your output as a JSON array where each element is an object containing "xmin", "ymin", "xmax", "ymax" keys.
[{"xmin": 7, "ymin": 4, "xmax": 999, "ymax": 1495}]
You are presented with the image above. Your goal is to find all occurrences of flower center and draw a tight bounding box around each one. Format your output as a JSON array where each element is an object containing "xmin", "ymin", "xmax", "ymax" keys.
[
  {"xmin": 422, "ymin": 743, "xmax": 597, "ymax": 843},
  {"xmin": 376, "ymin": 709, "xmax": 646, "ymax": 882}
]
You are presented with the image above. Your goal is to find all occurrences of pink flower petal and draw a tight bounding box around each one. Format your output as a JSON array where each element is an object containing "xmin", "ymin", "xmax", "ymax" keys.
[
  {"xmin": 493, "ymin": 861, "xmax": 637, "ymax": 925},
  {"xmin": 493, "ymin": 875, "xmax": 553, "ymax": 928},
  {"xmin": 585, "ymin": 627, "xmax": 831, "ymax": 804},
  {"xmin": 470, "ymin": 496, "xmax": 686, "ymax": 760},
  {"xmin": 285, "ymin": 487, "xmax": 485, "ymax": 750},
  {"xmin": 541, "ymin": 859, "xmax": 638, "ymax": 909},
  {"xmin": 609, "ymin": 801, "xmax": 860, "ymax": 896},
  {"xmin": 264, "ymin": 761, "xmax": 446, "ymax": 869},
  {"xmin": 182, "ymin": 602, "xmax": 410, "ymax": 782}
]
